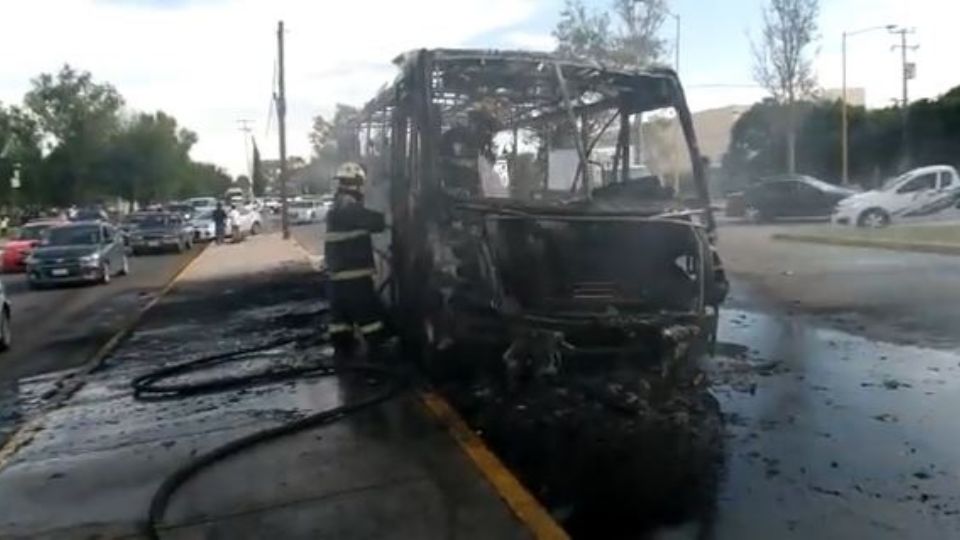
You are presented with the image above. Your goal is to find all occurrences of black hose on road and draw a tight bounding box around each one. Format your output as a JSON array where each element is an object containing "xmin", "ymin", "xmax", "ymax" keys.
[{"xmin": 131, "ymin": 328, "xmax": 406, "ymax": 540}]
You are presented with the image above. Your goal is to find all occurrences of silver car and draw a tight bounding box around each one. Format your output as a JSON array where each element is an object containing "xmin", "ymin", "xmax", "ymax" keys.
[{"xmin": 26, "ymin": 222, "xmax": 129, "ymax": 288}]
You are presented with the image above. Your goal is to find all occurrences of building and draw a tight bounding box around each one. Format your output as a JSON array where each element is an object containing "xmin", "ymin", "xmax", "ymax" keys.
[
  {"xmin": 821, "ymin": 87, "xmax": 866, "ymax": 106},
  {"xmin": 690, "ymin": 105, "xmax": 751, "ymax": 165}
]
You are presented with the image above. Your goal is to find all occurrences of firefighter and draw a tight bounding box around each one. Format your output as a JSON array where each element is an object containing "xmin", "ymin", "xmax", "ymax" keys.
[{"xmin": 324, "ymin": 162, "xmax": 387, "ymax": 359}]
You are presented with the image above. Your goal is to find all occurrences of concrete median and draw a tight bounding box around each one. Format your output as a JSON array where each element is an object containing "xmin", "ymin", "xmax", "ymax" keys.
[{"xmin": 772, "ymin": 226, "xmax": 960, "ymax": 256}]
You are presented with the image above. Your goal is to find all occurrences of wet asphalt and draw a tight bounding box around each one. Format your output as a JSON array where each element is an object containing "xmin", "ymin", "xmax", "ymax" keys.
[
  {"xmin": 297, "ymin": 221, "xmax": 960, "ymax": 539},
  {"xmin": 0, "ymin": 245, "xmax": 203, "ymax": 446},
  {"xmin": 2, "ymin": 219, "xmax": 960, "ymax": 539}
]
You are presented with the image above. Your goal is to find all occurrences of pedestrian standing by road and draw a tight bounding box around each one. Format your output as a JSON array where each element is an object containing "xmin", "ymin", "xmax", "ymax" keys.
[
  {"xmin": 324, "ymin": 162, "xmax": 388, "ymax": 360},
  {"xmin": 228, "ymin": 204, "xmax": 241, "ymax": 243},
  {"xmin": 212, "ymin": 202, "xmax": 227, "ymax": 244},
  {"xmin": 0, "ymin": 215, "xmax": 9, "ymax": 237}
]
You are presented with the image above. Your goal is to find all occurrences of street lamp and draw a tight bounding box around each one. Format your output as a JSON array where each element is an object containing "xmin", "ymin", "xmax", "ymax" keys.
[
  {"xmin": 841, "ymin": 24, "xmax": 897, "ymax": 185},
  {"xmin": 666, "ymin": 11, "xmax": 681, "ymax": 73}
]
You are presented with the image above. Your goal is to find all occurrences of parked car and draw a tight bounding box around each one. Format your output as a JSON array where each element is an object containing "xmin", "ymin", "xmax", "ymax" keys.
[
  {"xmin": 165, "ymin": 202, "xmax": 195, "ymax": 221},
  {"xmin": 189, "ymin": 209, "xmax": 218, "ymax": 242},
  {"xmin": 287, "ymin": 200, "xmax": 323, "ymax": 224},
  {"xmin": 119, "ymin": 212, "xmax": 152, "ymax": 245},
  {"xmin": 0, "ymin": 279, "xmax": 10, "ymax": 351},
  {"xmin": 742, "ymin": 175, "xmax": 856, "ymax": 222},
  {"xmin": 127, "ymin": 212, "xmax": 194, "ymax": 254},
  {"xmin": 26, "ymin": 222, "xmax": 128, "ymax": 288},
  {"xmin": 2, "ymin": 219, "xmax": 64, "ymax": 273},
  {"xmin": 224, "ymin": 187, "xmax": 247, "ymax": 208},
  {"xmin": 71, "ymin": 207, "xmax": 111, "ymax": 222},
  {"xmin": 263, "ymin": 197, "xmax": 282, "ymax": 214},
  {"xmin": 832, "ymin": 165, "xmax": 960, "ymax": 228},
  {"xmin": 186, "ymin": 197, "xmax": 218, "ymax": 213},
  {"xmin": 229, "ymin": 206, "xmax": 263, "ymax": 240}
]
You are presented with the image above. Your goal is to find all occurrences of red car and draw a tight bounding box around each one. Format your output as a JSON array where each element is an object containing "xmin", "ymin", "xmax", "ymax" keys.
[{"xmin": 2, "ymin": 220, "xmax": 62, "ymax": 273}]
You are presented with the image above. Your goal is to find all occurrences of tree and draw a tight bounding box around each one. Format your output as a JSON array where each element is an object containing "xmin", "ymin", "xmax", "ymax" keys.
[
  {"xmin": 724, "ymin": 85, "xmax": 960, "ymax": 187},
  {"xmin": 308, "ymin": 115, "xmax": 333, "ymax": 159},
  {"xmin": 609, "ymin": 0, "xmax": 668, "ymax": 66},
  {"xmin": 251, "ymin": 140, "xmax": 265, "ymax": 197},
  {"xmin": 307, "ymin": 104, "xmax": 360, "ymax": 195},
  {"xmin": 751, "ymin": 0, "xmax": 819, "ymax": 174},
  {"xmin": 553, "ymin": 0, "xmax": 667, "ymax": 67},
  {"xmin": 235, "ymin": 175, "xmax": 251, "ymax": 193},
  {"xmin": 99, "ymin": 111, "xmax": 197, "ymax": 205},
  {"xmin": 553, "ymin": 0, "xmax": 613, "ymax": 62},
  {"xmin": 185, "ymin": 162, "xmax": 232, "ymax": 197},
  {"xmin": 24, "ymin": 65, "xmax": 125, "ymax": 203},
  {"xmin": 0, "ymin": 104, "xmax": 43, "ymax": 206}
]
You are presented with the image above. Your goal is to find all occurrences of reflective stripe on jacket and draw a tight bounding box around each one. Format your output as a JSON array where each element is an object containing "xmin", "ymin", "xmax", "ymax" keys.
[{"xmin": 324, "ymin": 195, "xmax": 385, "ymax": 277}]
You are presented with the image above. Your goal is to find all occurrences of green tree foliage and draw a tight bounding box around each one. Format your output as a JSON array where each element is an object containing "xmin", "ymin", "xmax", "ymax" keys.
[
  {"xmin": 305, "ymin": 104, "xmax": 361, "ymax": 193},
  {"xmin": 724, "ymin": 86, "xmax": 960, "ymax": 187},
  {"xmin": 99, "ymin": 112, "xmax": 198, "ymax": 205},
  {"xmin": 184, "ymin": 162, "xmax": 232, "ymax": 197},
  {"xmin": 1, "ymin": 65, "xmax": 231, "ymax": 209},
  {"xmin": 751, "ymin": 0, "xmax": 820, "ymax": 174},
  {"xmin": 24, "ymin": 65, "xmax": 124, "ymax": 203},
  {"xmin": 235, "ymin": 175, "xmax": 252, "ymax": 193},
  {"xmin": 0, "ymin": 104, "xmax": 44, "ymax": 205},
  {"xmin": 553, "ymin": 0, "xmax": 667, "ymax": 67},
  {"xmin": 251, "ymin": 141, "xmax": 265, "ymax": 197}
]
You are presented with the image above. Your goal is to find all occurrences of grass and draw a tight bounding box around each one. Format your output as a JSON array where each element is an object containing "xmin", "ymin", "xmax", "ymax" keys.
[
  {"xmin": 772, "ymin": 223, "xmax": 960, "ymax": 255},
  {"xmin": 807, "ymin": 224, "xmax": 960, "ymax": 245}
]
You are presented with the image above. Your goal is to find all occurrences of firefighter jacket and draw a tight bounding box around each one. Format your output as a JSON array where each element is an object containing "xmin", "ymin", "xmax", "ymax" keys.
[{"xmin": 324, "ymin": 195, "xmax": 386, "ymax": 281}]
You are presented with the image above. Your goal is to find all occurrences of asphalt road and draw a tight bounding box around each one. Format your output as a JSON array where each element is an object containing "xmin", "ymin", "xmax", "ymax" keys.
[
  {"xmin": 0, "ymin": 245, "xmax": 203, "ymax": 383},
  {"xmin": 288, "ymin": 215, "xmax": 960, "ymax": 537},
  {"xmin": 718, "ymin": 221, "xmax": 960, "ymax": 348}
]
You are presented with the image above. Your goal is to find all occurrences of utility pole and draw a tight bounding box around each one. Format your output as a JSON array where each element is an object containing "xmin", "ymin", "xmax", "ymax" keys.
[
  {"xmin": 237, "ymin": 119, "xmax": 253, "ymax": 178},
  {"xmin": 671, "ymin": 13, "xmax": 680, "ymax": 74},
  {"xmin": 840, "ymin": 24, "xmax": 897, "ymax": 185},
  {"xmin": 276, "ymin": 20, "xmax": 290, "ymax": 240},
  {"xmin": 891, "ymin": 27, "xmax": 917, "ymax": 169},
  {"xmin": 841, "ymin": 31, "xmax": 848, "ymax": 184}
]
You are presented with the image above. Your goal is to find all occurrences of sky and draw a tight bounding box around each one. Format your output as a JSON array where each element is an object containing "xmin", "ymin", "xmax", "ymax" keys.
[{"xmin": 1, "ymin": 0, "xmax": 956, "ymax": 176}]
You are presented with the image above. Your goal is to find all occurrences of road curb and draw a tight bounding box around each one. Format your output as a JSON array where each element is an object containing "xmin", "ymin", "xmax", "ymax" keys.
[
  {"xmin": 289, "ymin": 232, "xmax": 568, "ymax": 540},
  {"xmin": 772, "ymin": 233, "xmax": 960, "ymax": 256},
  {"xmin": 287, "ymin": 235, "xmax": 324, "ymax": 270},
  {"xmin": 0, "ymin": 244, "xmax": 207, "ymax": 470},
  {"xmin": 421, "ymin": 392, "xmax": 570, "ymax": 540}
]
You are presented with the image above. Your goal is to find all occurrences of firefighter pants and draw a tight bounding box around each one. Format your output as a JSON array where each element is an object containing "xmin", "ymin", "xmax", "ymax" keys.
[{"xmin": 326, "ymin": 276, "xmax": 385, "ymax": 354}]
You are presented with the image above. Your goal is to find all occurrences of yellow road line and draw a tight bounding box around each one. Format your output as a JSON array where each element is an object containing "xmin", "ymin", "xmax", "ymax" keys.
[
  {"xmin": 290, "ymin": 232, "xmax": 569, "ymax": 539},
  {"xmin": 421, "ymin": 392, "xmax": 570, "ymax": 540},
  {"xmin": 0, "ymin": 244, "xmax": 207, "ymax": 471}
]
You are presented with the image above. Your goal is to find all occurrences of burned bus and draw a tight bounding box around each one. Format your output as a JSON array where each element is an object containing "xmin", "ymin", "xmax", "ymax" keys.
[{"xmin": 356, "ymin": 49, "xmax": 727, "ymax": 388}]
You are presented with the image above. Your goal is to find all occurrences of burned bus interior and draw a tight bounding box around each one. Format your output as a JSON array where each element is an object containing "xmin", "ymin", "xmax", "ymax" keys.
[{"xmin": 357, "ymin": 49, "xmax": 726, "ymax": 371}]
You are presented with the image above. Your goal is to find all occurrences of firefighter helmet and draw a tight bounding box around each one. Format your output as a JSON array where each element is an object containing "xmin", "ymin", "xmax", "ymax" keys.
[{"xmin": 335, "ymin": 162, "xmax": 366, "ymax": 188}]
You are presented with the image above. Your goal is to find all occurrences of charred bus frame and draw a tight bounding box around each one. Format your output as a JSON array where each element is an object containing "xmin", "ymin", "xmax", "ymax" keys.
[{"xmin": 356, "ymin": 49, "xmax": 726, "ymax": 379}]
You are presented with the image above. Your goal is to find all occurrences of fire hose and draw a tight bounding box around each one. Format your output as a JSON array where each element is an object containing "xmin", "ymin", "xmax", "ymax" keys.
[{"xmin": 130, "ymin": 321, "xmax": 407, "ymax": 540}]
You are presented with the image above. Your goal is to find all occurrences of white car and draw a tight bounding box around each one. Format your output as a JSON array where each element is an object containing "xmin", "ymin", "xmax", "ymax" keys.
[
  {"xmin": 263, "ymin": 197, "xmax": 282, "ymax": 214},
  {"xmin": 229, "ymin": 206, "xmax": 263, "ymax": 239},
  {"xmin": 189, "ymin": 210, "xmax": 218, "ymax": 242},
  {"xmin": 186, "ymin": 197, "xmax": 218, "ymax": 214},
  {"xmin": 832, "ymin": 165, "xmax": 960, "ymax": 228},
  {"xmin": 288, "ymin": 200, "xmax": 324, "ymax": 224}
]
